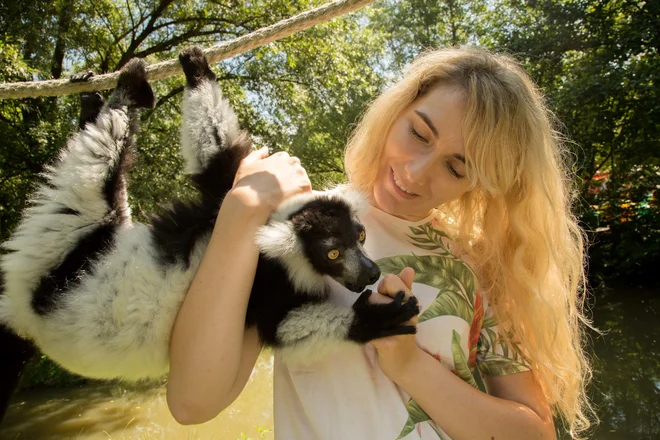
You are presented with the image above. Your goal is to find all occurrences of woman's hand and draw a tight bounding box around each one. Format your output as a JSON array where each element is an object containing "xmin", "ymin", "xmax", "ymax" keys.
[
  {"xmin": 227, "ymin": 147, "xmax": 312, "ymax": 222},
  {"xmin": 369, "ymin": 267, "xmax": 422, "ymax": 382}
]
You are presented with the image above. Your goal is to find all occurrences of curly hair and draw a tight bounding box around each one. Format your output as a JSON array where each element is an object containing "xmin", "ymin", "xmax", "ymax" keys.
[{"xmin": 345, "ymin": 47, "xmax": 595, "ymax": 437}]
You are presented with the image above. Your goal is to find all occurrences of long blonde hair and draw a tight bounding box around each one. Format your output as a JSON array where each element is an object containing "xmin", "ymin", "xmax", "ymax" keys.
[{"xmin": 345, "ymin": 47, "xmax": 594, "ymax": 437}]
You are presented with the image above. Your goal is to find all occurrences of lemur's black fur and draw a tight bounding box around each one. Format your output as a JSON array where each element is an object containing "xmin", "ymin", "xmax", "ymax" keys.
[{"xmin": 0, "ymin": 47, "xmax": 418, "ymax": 424}]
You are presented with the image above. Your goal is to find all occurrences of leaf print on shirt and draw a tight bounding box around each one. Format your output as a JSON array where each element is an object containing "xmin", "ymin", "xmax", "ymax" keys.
[
  {"xmin": 451, "ymin": 330, "xmax": 478, "ymax": 388},
  {"xmin": 476, "ymin": 315, "xmax": 530, "ymax": 377},
  {"xmin": 377, "ymin": 254, "xmax": 476, "ymax": 322},
  {"xmin": 468, "ymin": 293, "xmax": 484, "ymax": 368},
  {"xmin": 396, "ymin": 398, "xmax": 446, "ymax": 440},
  {"xmin": 378, "ymin": 223, "xmax": 480, "ymax": 439}
]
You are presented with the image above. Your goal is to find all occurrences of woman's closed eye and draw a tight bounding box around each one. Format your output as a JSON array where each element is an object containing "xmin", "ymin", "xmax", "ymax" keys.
[
  {"xmin": 409, "ymin": 124, "xmax": 428, "ymax": 144},
  {"xmin": 447, "ymin": 161, "xmax": 465, "ymax": 179}
]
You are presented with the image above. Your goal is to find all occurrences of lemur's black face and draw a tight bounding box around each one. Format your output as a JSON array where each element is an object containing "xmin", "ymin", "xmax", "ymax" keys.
[{"xmin": 290, "ymin": 198, "xmax": 380, "ymax": 293}]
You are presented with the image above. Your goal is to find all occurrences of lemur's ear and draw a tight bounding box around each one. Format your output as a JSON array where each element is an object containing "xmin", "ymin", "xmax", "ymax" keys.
[
  {"xmin": 255, "ymin": 222, "xmax": 299, "ymax": 260},
  {"xmin": 325, "ymin": 184, "xmax": 369, "ymax": 216},
  {"xmin": 269, "ymin": 192, "xmax": 319, "ymax": 223}
]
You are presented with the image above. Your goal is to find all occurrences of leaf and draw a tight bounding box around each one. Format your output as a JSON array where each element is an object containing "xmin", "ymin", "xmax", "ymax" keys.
[
  {"xmin": 377, "ymin": 255, "xmax": 477, "ymax": 304},
  {"xmin": 397, "ymin": 398, "xmax": 431, "ymax": 439},
  {"xmin": 409, "ymin": 226, "xmax": 425, "ymax": 235},
  {"xmin": 482, "ymin": 314, "xmax": 497, "ymax": 330},
  {"xmin": 451, "ymin": 330, "xmax": 478, "ymax": 388},
  {"xmin": 408, "ymin": 236, "xmax": 434, "ymax": 244},
  {"xmin": 418, "ymin": 290, "xmax": 472, "ymax": 323},
  {"xmin": 477, "ymin": 352, "xmax": 529, "ymax": 377}
]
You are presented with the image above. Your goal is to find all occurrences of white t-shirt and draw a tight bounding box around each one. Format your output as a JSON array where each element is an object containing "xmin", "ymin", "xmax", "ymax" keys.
[{"xmin": 274, "ymin": 205, "xmax": 529, "ymax": 440}]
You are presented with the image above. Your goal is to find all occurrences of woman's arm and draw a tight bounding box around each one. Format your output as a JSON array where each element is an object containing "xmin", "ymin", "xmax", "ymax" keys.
[
  {"xmin": 371, "ymin": 270, "xmax": 555, "ymax": 439},
  {"xmin": 167, "ymin": 147, "xmax": 311, "ymax": 425},
  {"xmin": 394, "ymin": 350, "xmax": 555, "ymax": 440},
  {"xmin": 166, "ymin": 193, "xmax": 266, "ymax": 425}
]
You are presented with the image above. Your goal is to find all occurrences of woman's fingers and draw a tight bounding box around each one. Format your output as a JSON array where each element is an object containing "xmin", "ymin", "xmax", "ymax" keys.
[
  {"xmin": 399, "ymin": 267, "xmax": 415, "ymax": 290},
  {"xmin": 377, "ymin": 268, "xmax": 416, "ymax": 301},
  {"xmin": 232, "ymin": 148, "xmax": 311, "ymax": 212},
  {"xmin": 244, "ymin": 146, "xmax": 270, "ymax": 163}
]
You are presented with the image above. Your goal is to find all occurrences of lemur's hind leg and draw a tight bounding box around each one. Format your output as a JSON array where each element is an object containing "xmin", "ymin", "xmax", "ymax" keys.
[
  {"xmin": 0, "ymin": 59, "xmax": 155, "ymax": 319},
  {"xmin": 179, "ymin": 46, "xmax": 252, "ymax": 200},
  {"xmin": 70, "ymin": 70, "xmax": 105, "ymax": 130},
  {"xmin": 148, "ymin": 47, "xmax": 252, "ymax": 267}
]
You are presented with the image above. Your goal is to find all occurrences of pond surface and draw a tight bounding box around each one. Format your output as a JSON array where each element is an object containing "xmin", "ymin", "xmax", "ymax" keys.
[
  {"xmin": 584, "ymin": 288, "xmax": 660, "ymax": 439},
  {"xmin": 1, "ymin": 289, "xmax": 658, "ymax": 439},
  {"xmin": 1, "ymin": 356, "xmax": 274, "ymax": 440}
]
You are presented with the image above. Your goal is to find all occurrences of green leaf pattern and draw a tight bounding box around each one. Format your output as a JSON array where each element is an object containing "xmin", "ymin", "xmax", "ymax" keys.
[{"xmin": 380, "ymin": 222, "xmax": 529, "ymax": 439}]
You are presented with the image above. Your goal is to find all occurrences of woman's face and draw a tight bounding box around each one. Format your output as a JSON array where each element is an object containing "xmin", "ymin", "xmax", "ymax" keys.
[{"xmin": 372, "ymin": 85, "xmax": 473, "ymax": 221}]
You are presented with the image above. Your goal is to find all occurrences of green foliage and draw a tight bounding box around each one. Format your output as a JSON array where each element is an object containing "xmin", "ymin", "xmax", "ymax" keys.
[
  {"xmin": 20, "ymin": 354, "xmax": 89, "ymax": 389},
  {"xmin": 488, "ymin": 0, "xmax": 660, "ymax": 286}
]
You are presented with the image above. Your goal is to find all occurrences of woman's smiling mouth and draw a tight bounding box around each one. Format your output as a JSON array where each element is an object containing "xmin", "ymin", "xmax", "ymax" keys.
[{"xmin": 390, "ymin": 169, "xmax": 419, "ymax": 199}]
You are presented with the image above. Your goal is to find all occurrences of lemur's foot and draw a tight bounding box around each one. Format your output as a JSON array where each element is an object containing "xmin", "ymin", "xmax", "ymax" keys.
[
  {"xmin": 179, "ymin": 46, "xmax": 216, "ymax": 88},
  {"xmin": 116, "ymin": 58, "xmax": 155, "ymax": 109},
  {"xmin": 70, "ymin": 70, "xmax": 96, "ymax": 82},
  {"xmin": 70, "ymin": 70, "xmax": 106, "ymax": 129},
  {"xmin": 348, "ymin": 290, "xmax": 420, "ymax": 343}
]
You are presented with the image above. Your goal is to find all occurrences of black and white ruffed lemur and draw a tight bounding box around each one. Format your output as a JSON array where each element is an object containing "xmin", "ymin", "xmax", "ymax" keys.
[{"xmin": 0, "ymin": 47, "xmax": 419, "ymax": 421}]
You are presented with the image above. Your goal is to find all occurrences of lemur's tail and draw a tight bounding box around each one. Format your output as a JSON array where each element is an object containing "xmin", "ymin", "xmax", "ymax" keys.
[
  {"xmin": 0, "ymin": 267, "xmax": 35, "ymax": 425},
  {"xmin": 0, "ymin": 323, "xmax": 35, "ymax": 424},
  {"xmin": 0, "ymin": 325, "xmax": 35, "ymax": 422}
]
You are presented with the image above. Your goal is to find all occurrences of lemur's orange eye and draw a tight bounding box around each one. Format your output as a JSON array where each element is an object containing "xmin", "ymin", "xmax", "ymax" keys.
[
  {"xmin": 359, "ymin": 231, "xmax": 366, "ymax": 242},
  {"xmin": 327, "ymin": 249, "xmax": 340, "ymax": 260}
]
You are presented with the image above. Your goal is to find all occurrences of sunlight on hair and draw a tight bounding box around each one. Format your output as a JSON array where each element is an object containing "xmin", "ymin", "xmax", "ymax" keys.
[{"xmin": 345, "ymin": 47, "xmax": 595, "ymax": 437}]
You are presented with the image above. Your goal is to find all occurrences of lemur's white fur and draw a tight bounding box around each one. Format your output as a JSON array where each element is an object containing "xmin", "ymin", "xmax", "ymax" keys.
[
  {"xmin": 0, "ymin": 69, "xmax": 369, "ymax": 379},
  {"xmin": 275, "ymin": 301, "xmax": 354, "ymax": 365},
  {"xmin": 180, "ymin": 80, "xmax": 242, "ymax": 175},
  {"xmin": 0, "ymin": 107, "xmax": 134, "ymax": 338},
  {"xmin": 255, "ymin": 220, "xmax": 326, "ymax": 295}
]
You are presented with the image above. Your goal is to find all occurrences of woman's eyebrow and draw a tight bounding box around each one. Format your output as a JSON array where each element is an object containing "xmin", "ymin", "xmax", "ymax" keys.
[{"xmin": 414, "ymin": 110, "xmax": 438, "ymax": 137}]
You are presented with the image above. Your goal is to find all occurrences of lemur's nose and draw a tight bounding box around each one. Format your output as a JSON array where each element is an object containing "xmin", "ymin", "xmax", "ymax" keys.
[{"xmin": 365, "ymin": 258, "xmax": 381, "ymax": 285}]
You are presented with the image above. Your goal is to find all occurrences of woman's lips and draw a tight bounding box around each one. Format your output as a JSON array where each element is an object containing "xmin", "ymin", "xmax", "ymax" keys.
[{"xmin": 390, "ymin": 168, "xmax": 419, "ymax": 199}]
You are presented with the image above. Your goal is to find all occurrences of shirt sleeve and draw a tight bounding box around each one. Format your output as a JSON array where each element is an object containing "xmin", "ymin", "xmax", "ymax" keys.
[{"xmin": 475, "ymin": 294, "xmax": 531, "ymax": 376}]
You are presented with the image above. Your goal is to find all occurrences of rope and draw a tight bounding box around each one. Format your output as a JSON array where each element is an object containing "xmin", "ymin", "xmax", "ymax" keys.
[{"xmin": 0, "ymin": 0, "xmax": 374, "ymax": 100}]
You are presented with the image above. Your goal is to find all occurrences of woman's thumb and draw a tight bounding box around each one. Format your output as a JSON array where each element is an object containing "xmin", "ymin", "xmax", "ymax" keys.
[{"xmin": 399, "ymin": 267, "xmax": 415, "ymax": 290}]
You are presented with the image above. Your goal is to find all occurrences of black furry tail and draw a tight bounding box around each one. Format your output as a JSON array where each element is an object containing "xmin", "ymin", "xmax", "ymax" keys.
[{"xmin": 0, "ymin": 325, "xmax": 35, "ymax": 424}]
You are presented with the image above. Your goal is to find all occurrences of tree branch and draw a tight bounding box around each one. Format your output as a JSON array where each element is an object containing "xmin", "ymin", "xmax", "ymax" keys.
[{"xmin": 116, "ymin": 0, "xmax": 176, "ymax": 68}]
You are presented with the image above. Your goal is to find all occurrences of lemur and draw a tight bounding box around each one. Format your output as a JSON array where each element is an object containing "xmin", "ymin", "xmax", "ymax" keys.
[{"xmin": 0, "ymin": 47, "xmax": 418, "ymax": 420}]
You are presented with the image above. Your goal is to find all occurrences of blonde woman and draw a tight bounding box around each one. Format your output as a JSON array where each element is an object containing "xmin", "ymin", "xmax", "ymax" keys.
[{"xmin": 167, "ymin": 47, "xmax": 594, "ymax": 439}]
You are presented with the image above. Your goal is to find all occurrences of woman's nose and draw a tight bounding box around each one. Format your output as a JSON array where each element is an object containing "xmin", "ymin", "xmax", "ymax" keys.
[{"xmin": 405, "ymin": 152, "xmax": 439, "ymax": 183}]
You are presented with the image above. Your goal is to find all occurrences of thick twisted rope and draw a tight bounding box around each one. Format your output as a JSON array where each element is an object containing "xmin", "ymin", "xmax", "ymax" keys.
[{"xmin": 0, "ymin": 0, "xmax": 374, "ymax": 100}]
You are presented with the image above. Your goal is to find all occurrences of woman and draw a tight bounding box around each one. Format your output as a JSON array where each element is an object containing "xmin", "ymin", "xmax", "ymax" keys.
[{"xmin": 166, "ymin": 47, "xmax": 594, "ymax": 439}]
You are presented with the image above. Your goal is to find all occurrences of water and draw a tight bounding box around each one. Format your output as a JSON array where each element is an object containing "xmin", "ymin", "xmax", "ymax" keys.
[
  {"xmin": 0, "ymin": 356, "xmax": 274, "ymax": 440},
  {"xmin": 586, "ymin": 288, "xmax": 660, "ymax": 439},
  {"xmin": 1, "ymin": 290, "xmax": 658, "ymax": 439}
]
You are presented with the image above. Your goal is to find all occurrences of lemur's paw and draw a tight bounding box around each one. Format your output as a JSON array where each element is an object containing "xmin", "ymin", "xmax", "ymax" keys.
[
  {"xmin": 70, "ymin": 70, "xmax": 95, "ymax": 82},
  {"xmin": 116, "ymin": 58, "xmax": 155, "ymax": 109},
  {"xmin": 348, "ymin": 290, "xmax": 420, "ymax": 343},
  {"xmin": 179, "ymin": 46, "xmax": 216, "ymax": 88}
]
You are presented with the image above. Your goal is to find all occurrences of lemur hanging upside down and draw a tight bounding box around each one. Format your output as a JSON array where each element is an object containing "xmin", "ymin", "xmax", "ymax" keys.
[{"xmin": 0, "ymin": 47, "xmax": 418, "ymax": 418}]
